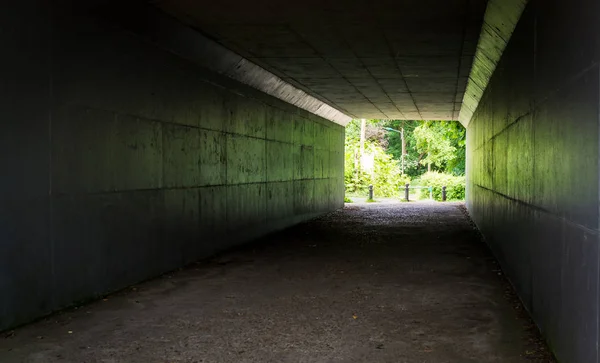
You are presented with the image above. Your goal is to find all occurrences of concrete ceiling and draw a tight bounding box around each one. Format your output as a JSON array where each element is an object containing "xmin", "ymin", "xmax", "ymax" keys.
[{"xmin": 156, "ymin": 0, "xmax": 487, "ymax": 121}]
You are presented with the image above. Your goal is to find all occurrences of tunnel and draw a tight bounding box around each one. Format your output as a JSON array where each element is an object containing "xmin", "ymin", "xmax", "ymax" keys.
[{"xmin": 0, "ymin": 0, "xmax": 598, "ymax": 362}]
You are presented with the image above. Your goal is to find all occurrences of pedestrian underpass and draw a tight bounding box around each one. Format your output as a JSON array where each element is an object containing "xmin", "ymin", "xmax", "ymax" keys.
[{"xmin": 1, "ymin": 0, "xmax": 598, "ymax": 362}]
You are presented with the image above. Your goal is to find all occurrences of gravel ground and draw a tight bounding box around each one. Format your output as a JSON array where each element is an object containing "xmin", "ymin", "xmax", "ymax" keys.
[{"xmin": 0, "ymin": 202, "xmax": 554, "ymax": 362}]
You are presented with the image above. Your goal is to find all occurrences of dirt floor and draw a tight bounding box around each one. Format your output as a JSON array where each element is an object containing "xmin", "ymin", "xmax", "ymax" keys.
[{"xmin": 0, "ymin": 202, "xmax": 554, "ymax": 362}]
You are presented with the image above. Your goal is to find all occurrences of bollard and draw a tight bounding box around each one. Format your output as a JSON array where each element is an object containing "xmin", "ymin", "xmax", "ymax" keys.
[
  {"xmin": 368, "ymin": 185, "xmax": 374, "ymax": 200},
  {"xmin": 404, "ymin": 183, "xmax": 410, "ymax": 202},
  {"xmin": 442, "ymin": 186, "xmax": 447, "ymax": 201}
]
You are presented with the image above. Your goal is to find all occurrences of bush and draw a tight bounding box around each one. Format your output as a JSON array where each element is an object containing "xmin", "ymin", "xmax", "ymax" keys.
[
  {"xmin": 344, "ymin": 138, "xmax": 410, "ymax": 198},
  {"xmin": 416, "ymin": 172, "xmax": 465, "ymax": 201}
]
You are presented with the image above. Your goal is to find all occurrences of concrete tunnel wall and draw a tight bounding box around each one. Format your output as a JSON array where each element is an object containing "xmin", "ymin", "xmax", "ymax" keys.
[
  {"xmin": 0, "ymin": 2, "xmax": 345, "ymax": 331},
  {"xmin": 466, "ymin": 0, "xmax": 600, "ymax": 362}
]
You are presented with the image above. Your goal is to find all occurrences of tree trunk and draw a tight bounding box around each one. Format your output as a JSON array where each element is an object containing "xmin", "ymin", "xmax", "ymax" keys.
[
  {"xmin": 427, "ymin": 144, "xmax": 431, "ymax": 172},
  {"xmin": 359, "ymin": 118, "xmax": 366, "ymax": 162},
  {"xmin": 401, "ymin": 126, "xmax": 406, "ymax": 175}
]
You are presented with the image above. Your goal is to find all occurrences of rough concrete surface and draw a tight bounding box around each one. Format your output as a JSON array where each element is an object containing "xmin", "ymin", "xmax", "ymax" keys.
[
  {"xmin": 467, "ymin": 1, "xmax": 600, "ymax": 362},
  {"xmin": 158, "ymin": 0, "xmax": 487, "ymax": 120},
  {"xmin": 0, "ymin": 202, "xmax": 553, "ymax": 362},
  {"xmin": 0, "ymin": 2, "xmax": 344, "ymax": 331}
]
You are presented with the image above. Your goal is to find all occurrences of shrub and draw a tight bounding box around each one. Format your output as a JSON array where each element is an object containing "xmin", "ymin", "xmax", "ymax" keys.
[
  {"xmin": 417, "ymin": 172, "xmax": 465, "ymax": 201},
  {"xmin": 344, "ymin": 138, "xmax": 410, "ymax": 198}
]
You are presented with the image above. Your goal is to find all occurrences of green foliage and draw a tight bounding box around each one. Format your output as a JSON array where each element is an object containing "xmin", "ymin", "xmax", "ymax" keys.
[
  {"xmin": 438, "ymin": 121, "xmax": 466, "ymax": 175},
  {"xmin": 344, "ymin": 119, "xmax": 465, "ymax": 198},
  {"xmin": 344, "ymin": 120, "xmax": 410, "ymax": 198},
  {"xmin": 416, "ymin": 172, "xmax": 466, "ymax": 201},
  {"xmin": 413, "ymin": 122, "xmax": 457, "ymax": 170},
  {"xmin": 385, "ymin": 120, "xmax": 465, "ymax": 177},
  {"xmin": 344, "ymin": 196, "xmax": 353, "ymax": 203}
]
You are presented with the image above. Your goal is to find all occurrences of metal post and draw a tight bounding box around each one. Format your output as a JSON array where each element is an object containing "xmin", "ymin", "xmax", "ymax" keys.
[
  {"xmin": 429, "ymin": 186, "xmax": 433, "ymax": 200},
  {"xmin": 442, "ymin": 186, "xmax": 447, "ymax": 201},
  {"xmin": 368, "ymin": 185, "xmax": 374, "ymax": 200},
  {"xmin": 405, "ymin": 183, "xmax": 410, "ymax": 202}
]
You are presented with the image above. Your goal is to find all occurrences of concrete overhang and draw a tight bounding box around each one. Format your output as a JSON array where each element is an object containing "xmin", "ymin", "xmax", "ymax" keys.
[
  {"xmin": 459, "ymin": 0, "xmax": 528, "ymax": 126},
  {"xmin": 111, "ymin": 0, "xmax": 528, "ymax": 126},
  {"xmin": 155, "ymin": 0, "xmax": 488, "ymax": 123},
  {"xmin": 102, "ymin": 3, "xmax": 351, "ymax": 126}
]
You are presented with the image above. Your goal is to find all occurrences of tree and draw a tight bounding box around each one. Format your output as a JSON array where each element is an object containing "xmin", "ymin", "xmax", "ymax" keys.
[
  {"xmin": 344, "ymin": 119, "xmax": 409, "ymax": 197},
  {"xmin": 441, "ymin": 121, "xmax": 466, "ymax": 175},
  {"xmin": 413, "ymin": 121, "xmax": 457, "ymax": 172},
  {"xmin": 384, "ymin": 120, "xmax": 465, "ymax": 177},
  {"xmin": 344, "ymin": 119, "xmax": 466, "ymax": 197},
  {"xmin": 384, "ymin": 120, "xmax": 426, "ymax": 177}
]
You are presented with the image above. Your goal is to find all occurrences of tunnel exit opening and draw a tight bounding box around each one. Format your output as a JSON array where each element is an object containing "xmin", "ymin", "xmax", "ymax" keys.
[{"xmin": 344, "ymin": 119, "xmax": 466, "ymax": 203}]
